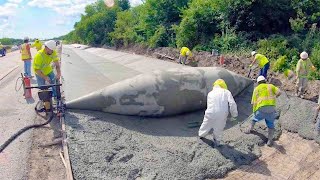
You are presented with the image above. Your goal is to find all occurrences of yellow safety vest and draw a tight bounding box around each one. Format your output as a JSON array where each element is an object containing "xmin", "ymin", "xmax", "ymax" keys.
[
  {"xmin": 255, "ymin": 54, "xmax": 269, "ymax": 68},
  {"xmin": 251, "ymin": 83, "xmax": 279, "ymax": 112},
  {"xmin": 296, "ymin": 58, "xmax": 313, "ymax": 78},
  {"xmin": 32, "ymin": 41, "xmax": 43, "ymax": 51},
  {"xmin": 180, "ymin": 47, "xmax": 192, "ymax": 57},
  {"xmin": 21, "ymin": 43, "xmax": 31, "ymax": 60},
  {"xmin": 33, "ymin": 49, "xmax": 59, "ymax": 75}
]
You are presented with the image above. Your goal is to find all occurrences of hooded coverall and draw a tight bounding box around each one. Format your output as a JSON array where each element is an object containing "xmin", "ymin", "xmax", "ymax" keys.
[{"xmin": 198, "ymin": 84, "xmax": 238, "ymax": 141}]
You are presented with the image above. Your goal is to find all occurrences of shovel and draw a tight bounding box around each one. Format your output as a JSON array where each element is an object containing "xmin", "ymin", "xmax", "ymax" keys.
[{"xmin": 247, "ymin": 68, "xmax": 252, "ymax": 78}]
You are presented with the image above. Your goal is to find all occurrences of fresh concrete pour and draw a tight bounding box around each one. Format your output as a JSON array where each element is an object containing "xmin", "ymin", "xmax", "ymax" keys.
[{"xmin": 62, "ymin": 46, "xmax": 319, "ymax": 179}]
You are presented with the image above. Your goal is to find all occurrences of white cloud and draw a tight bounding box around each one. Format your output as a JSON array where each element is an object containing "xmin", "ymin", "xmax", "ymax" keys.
[
  {"xmin": 27, "ymin": 0, "xmax": 143, "ymax": 16},
  {"xmin": 8, "ymin": 0, "xmax": 23, "ymax": 3},
  {"xmin": 0, "ymin": 3, "xmax": 19, "ymax": 17},
  {"xmin": 27, "ymin": 0, "xmax": 96, "ymax": 16},
  {"xmin": 0, "ymin": 1, "xmax": 22, "ymax": 37}
]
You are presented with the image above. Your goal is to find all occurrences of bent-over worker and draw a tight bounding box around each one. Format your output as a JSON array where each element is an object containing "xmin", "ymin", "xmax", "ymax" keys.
[
  {"xmin": 179, "ymin": 47, "xmax": 192, "ymax": 65},
  {"xmin": 33, "ymin": 40, "xmax": 61, "ymax": 97},
  {"xmin": 245, "ymin": 76, "xmax": 281, "ymax": 146},
  {"xmin": 198, "ymin": 79, "xmax": 238, "ymax": 147},
  {"xmin": 250, "ymin": 51, "xmax": 270, "ymax": 79}
]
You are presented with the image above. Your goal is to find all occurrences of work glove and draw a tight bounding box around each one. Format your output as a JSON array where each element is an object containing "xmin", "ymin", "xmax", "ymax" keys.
[{"xmin": 230, "ymin": 117, "xmax": 238, "ymax": 122}]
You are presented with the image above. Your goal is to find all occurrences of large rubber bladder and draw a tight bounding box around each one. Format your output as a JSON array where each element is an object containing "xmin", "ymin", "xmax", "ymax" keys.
[{"xmin": 66, "ymin": 67, "xmax": 253, "ymax": 117}]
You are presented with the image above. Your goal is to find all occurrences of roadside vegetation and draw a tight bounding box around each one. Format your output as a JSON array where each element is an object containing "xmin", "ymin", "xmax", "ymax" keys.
[{"xmin": 62, "ymin": 0, "xmax": 320, "ymax": 79}]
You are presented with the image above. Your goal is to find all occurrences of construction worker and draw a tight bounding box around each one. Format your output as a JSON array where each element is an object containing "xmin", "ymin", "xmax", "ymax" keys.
[
  {"xmin": 33, "ymin": 40, "xmax": 61, "ymax": 97},
  {"xmin": 250, "ymin": 51, "xmax": 270, "ymax": 79},
  {"xmin": 20, "ymin": 37, "xmax": 32, "ymax": 77},
  {"xmin": 31, "ymin": 39, "xmax": 43, "ymax": 51},
  {"xmin": 179, "ymin": 47, "xmax": 192, "ymax": 65},
  {"xmin": 198, "ymin": 79, "xmax": 238, "ymax": 147},
  {"xmin": 245, "ymin": 76, "xmax": 281, "ymax": 146},
  {"xmin": 295, "ymin": 51, "xmax": 316, "ymax": 98}
]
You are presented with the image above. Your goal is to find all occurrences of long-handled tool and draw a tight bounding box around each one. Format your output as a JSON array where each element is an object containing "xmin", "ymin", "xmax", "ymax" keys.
[{"xmin": 247, "ymin": 68, "xmax": 252, "ymax": 78}]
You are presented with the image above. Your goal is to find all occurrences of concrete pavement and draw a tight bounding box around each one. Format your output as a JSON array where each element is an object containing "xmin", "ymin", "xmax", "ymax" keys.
[
  {"xmin": 62, "ymin": 46, "xmax": 276, "ymax": 179},
  {"xmin": 0, "ymin": 50, "xmax": 38, "ymax": 180}
]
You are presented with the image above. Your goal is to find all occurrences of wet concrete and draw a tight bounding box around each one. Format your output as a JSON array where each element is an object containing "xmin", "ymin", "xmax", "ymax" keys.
[
  {"xmin": 66, "ymin": 84, "xmax": 283, "ymax": 180},
  {"xmin": 276, "ymin": 93, "xmax": 320, "ymax": 141},
  {"xmin": 62, "ymin": 46, "xmax": 319, "ymax": 179}
]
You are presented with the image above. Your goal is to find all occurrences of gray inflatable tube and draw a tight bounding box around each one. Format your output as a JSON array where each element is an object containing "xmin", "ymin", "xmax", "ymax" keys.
[{"xmin": 66, "ymin": 67, "xmax": 253, "ymax": 117}]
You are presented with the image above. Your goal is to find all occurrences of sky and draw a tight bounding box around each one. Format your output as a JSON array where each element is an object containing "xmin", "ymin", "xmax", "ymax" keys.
[{"xmin": 0, "ymin": 0, "xmax": 142, "ymax": 39}]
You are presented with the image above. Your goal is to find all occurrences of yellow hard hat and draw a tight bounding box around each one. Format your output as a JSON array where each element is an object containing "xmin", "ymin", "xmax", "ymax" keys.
[{"xmin": 213, "ymin": 79, "xmax": 228, "ymax": 90}]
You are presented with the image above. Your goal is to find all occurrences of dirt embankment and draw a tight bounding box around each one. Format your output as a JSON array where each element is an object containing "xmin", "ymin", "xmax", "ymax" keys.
[{"xmin": 113, "ymin": 44, "xmax": 320, "ymax": 102}]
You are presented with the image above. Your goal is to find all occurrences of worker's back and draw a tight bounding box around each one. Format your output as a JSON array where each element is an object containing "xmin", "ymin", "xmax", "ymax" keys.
[{"xmin": 205, "ymin": 87, "xmax": 231, "ymax": 116}]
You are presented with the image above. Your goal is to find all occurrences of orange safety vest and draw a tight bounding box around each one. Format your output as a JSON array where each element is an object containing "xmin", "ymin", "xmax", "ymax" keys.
[{"xmin": 21, "ymin": 43, "xmax": 31, "ymax": 60}]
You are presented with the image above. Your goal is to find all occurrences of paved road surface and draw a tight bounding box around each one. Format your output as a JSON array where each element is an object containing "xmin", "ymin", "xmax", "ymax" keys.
[{"xmin": 0, "ymin": 50, "xmax": 38, "ymax": 180}]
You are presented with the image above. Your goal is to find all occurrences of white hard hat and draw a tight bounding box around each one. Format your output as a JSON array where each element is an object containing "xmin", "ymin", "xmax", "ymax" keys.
[
  {"xmin": 257, "ymin": 76, "xmax": 266, "ymax": 83},
  {"xmin": 44, "ymin": 40, "xmax": 56, "ymax": 50},
  {"xmin": 24, "ymin": 36, "xmax": 29, "ymax": 41},
  {"xmin": 251, "ymin": 51, "xmax": 257, "ymax": 56},
  {"xmin": 300, "ymin": 51, "xmax": 308, "ymax": 59}
]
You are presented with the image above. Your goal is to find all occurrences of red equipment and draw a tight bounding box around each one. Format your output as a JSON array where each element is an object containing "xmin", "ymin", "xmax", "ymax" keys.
[
  {"xmin": 21, "ymin": 74, "xmax": 32, "ymax": 98},
  {"xmin": 219, "ymin": 55, "xmax": 225, "ymax": 65}
]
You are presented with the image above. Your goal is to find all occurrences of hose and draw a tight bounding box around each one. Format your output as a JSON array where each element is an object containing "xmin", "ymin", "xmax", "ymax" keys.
[
  {"xmin": 0, "ymin": 113, "xmax": 54, "ymax": 153},
  {"xmin": 15, "ymin": 76, "xmax": 23, "ymax": 92}
]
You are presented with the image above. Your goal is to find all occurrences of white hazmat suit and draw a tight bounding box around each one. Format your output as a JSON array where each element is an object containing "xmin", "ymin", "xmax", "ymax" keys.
[{"xmin": 198, "ymin": 85, "xmax": 238, "ymax": 142}]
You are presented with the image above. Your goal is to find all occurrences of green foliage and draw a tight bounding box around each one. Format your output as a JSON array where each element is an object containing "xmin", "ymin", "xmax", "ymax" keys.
[
  {"xmin": 224, "ymin": 0, "xmax": 294, "ymax": 37},
  {"xmin": 117, "ymin": 0, "xmax": 130, "ymax": 11},
  {"xmin": 176, "ymin": 0, "xmax": 222, "ymax": 48},
  {"xmin": 0, "ymin": 38, "xmax": 23, "ymax": 45},
  {"xmin": 148, "ymin": 25, "xmax": 166, "ymax": 48},
  {"xmin": 137, "ymin": 0, "xmax": 189, "ymax": 47},
  {"xmin": 289, "ymin": 10, "xmax": 307, "ymax": 33},
  {"xmin": 310, "ymin": 43, "xmax": 320, "ymax": 69},
  {"xmin": 60, "ymin": 0, "xmax": 320, "ymax": 80},
  {"xmin": 272, "ymin": 55, "xmax": 288, "ymax": 72},
  {"xmin": 109, "ymin": 10, "xmax": 141, "ymax": 47},
  {"xmin": 257, "ymin": 36, "xmax": 288, "ymax": 62}
]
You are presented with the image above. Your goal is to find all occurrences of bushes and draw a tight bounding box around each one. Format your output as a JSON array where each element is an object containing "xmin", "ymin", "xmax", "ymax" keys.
[{"xmin": 60, "ymin": 0, "xmax": 320, "ymax": 81}]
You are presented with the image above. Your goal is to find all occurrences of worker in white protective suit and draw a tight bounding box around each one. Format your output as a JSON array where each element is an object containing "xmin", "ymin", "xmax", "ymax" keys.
[{"xmin": 198, "ymin": 79, "xmax": 238, "ymax": 146}]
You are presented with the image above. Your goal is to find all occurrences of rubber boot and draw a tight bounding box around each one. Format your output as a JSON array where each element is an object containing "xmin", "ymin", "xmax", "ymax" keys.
[
  {"xmin": 267, "ymin": 128, "xmax": 275, "ymax": 146},
  {"xmin": 295, "ymin": 86, "xmax": 300, "ymax": 97},
  {"xmin": 244, "ymin": 121, "xmax": 256, "ymax": 134}
]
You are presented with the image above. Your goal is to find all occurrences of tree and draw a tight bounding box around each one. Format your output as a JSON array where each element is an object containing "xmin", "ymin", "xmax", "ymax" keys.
[{"xmin": 176, "ymin": 0, "xmax": 223, "ymax": 48}]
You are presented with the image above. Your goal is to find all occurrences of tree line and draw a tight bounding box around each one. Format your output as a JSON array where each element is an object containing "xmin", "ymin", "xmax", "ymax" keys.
[{"xmin": 62, "ymin": 0, "xmax": 320, "ymax": 78}]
